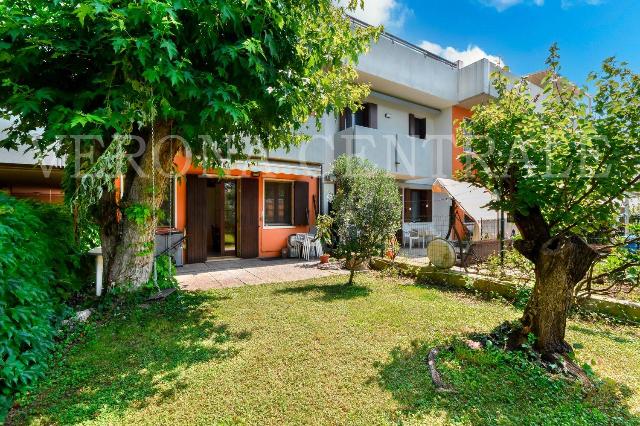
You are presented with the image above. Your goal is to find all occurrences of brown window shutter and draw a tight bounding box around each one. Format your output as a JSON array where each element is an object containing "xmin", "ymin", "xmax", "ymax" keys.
[
  {"xmin": 368, "ymin": 103, "xmax": 377, "ymax": 129},
  {"xmin": 418, "ymin": 118, "xmax": 427, "ymax": 139},
  {"xmin": 408, "ymin": 114, "xmax": 415, "ymax": 136},
  {"xmin": 294, "ymin": 181, "xmax": 309, "ymax": 226}
]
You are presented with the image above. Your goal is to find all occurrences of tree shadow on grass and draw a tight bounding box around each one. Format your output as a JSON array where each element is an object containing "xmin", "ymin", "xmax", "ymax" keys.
[
  {"xmin": 568, "ymin": 324, "xmax": 637, "ymax": 344},
  {"xmin": 376, "ymin": 339, "xmax": 640, "ymax": 425},
  {"xmin": 9, "ymin": 291, "xmax": 249, "ymax": 425},
  {"xmin": 273, "ymin": 282, "xmax": 371, "ymax": 302}
]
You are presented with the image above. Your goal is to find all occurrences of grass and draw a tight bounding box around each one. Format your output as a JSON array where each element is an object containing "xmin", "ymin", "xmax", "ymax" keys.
[{"xmin": 9, "ymin": 273, "xmax": 640, "ymax": 425}]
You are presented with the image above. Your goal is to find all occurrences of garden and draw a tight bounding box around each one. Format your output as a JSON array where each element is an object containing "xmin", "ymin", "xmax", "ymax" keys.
[{"xmin": 6, "ymin": 273, "xmax": 640, "ymax": 425}]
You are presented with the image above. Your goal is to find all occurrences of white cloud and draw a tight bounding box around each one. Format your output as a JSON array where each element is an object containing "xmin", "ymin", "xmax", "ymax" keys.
[
  {"xmin": 479, "ymin": 0, "xmax": 544, "ymax": 11},
  {"xmin": 561, "ymin": 0, "xmax": 604, "ymax": 9},
  {"xmin": 481, "ymin": 0, "xmax": 603, "ymax": 10},
  {"xmin": 419, "ymin": 40, "xmax": 505, "ymax": 68},
  {"xmin": 337, "ymin": 0, "xmax": 412, "ymax": 29}
]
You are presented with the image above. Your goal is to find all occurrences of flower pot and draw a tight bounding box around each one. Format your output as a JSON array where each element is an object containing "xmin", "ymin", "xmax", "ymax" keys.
[
  {"xmin": 385, "ymin": 250, "xmax": 394, "ymax": 259},
  {"xmin": 320, "ymin": 254, "xmax": 330, "ymax": 264}
]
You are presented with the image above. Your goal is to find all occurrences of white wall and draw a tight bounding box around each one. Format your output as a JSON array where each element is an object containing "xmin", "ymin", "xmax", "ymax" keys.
[{"xmin": 357, "ymin": 36, "xmax": 459, "ymax": 107}]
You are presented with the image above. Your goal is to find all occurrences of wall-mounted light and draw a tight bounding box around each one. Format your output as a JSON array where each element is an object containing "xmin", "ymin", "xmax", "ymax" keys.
[{"xmin": 384, "ymin": 113, "xmax": 392, "ymax": 119}]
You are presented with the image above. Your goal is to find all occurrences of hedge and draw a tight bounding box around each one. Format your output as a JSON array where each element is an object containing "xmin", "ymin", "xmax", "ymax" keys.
[{"xmin": 0, "ymin": 193, "xmax": 86, "ymax": 420}]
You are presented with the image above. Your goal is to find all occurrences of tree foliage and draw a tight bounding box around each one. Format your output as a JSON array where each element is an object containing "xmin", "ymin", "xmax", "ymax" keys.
[
  {"xmin": 331, "ymin": 155, "xmax": 402, "ymax": 285},
  {"xmin": 0, "ymin": 0, "xmax": 378, "ymax": 200}
]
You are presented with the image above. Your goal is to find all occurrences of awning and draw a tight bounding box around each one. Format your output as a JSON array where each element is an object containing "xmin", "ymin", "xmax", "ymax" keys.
[
  {"xmin": 434, "ymin": 178, "xmax": 498, "ymax": 222},
  {"xmin": 227, "ymin": 160, "xmax": 322, "ymax": 177}
]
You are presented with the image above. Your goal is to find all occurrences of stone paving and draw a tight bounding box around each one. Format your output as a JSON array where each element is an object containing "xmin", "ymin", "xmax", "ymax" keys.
[{"xmin": 176, "ymin": 257, "xmax": 348, "ymax": 291}]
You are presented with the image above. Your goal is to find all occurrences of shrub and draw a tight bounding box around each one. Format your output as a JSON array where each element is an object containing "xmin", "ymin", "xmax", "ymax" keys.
[
  {"xmin": 0, "ymin": 194, "xmax": 85, "ymax": 420},
  {"xmin": 330, "ymin": 155, "xmax": 402, "ymax": 284}
]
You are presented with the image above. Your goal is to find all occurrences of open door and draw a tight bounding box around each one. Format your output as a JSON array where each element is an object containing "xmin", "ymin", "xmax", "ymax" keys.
[
  {"xmin": 186, "ymin": 174, "xmax": 208, "ymax": 263},
  {"xmin": 239, "ymin": 178, "xmax": 259, "ymax": 258}
]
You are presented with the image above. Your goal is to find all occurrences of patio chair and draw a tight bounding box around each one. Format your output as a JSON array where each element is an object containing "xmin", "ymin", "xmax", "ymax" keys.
[
  {"xmin": 403, "ymin": 229, "xmax": 421, "ymax": 249},
  {"xmin": 287, "ymin": 234, "xmax": 300, "ymax": 258},
  {"xmin": 311, "ymin": 235, "xmax": 323, "ymax": 257}
]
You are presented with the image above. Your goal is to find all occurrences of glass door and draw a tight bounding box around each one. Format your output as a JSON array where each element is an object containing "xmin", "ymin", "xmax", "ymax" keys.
[{"xmin": 223, "ymin": 181, "xmax": 237, "ymax": 255}]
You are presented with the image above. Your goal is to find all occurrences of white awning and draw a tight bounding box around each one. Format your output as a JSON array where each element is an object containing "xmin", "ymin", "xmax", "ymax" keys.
[
  {"xmin": 434, "ymin": 178, "xmax": 499, "ymax": 221},
  {"xmin": 228, "ymin": 160, "xmax": 322, "ymax": 177}
]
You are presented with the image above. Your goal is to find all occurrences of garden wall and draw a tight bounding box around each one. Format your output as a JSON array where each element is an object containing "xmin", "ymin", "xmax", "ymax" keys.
[{"xmin": 371, "ymin": 258, "xmax": 640, "ymax": 322}]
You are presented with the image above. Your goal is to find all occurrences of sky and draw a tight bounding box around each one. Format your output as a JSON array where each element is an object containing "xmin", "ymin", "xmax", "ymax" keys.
[{"xmin": 342, "ymin": 0, "xmax": 640, "ymax": 86}]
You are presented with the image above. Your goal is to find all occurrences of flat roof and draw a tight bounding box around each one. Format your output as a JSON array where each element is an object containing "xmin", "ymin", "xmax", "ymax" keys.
[{"xmin": 348, "ymin": 16, "xmax": 459, "ymax": 69}]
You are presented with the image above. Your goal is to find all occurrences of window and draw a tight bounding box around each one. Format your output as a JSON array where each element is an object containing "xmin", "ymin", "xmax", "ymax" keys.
[
  {"xmin": 409, "ymin": 114, "xmax": 427, "ymax": 139},
  {"xmin": 339, "ymin": 103, "xmax": 378, "ymax": 130},
  {"xmin": 158, "ymin": 178, "xmax": 175, "ymax": 228},
  {"xmin": 264, "ymin": 181, "xmax": 293, "ymax": 226},
  {"xmin": 403, "ymin": 189, "xmax": 432, "ymax": 223}
]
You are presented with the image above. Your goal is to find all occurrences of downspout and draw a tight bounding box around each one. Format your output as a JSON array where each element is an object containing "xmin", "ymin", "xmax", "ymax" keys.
[{"xmin": 319, "ymin": 163, "xmax": 324, "ymax": 215}]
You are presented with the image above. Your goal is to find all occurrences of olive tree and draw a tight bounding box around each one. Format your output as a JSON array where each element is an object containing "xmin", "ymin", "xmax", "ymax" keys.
[
  {"xmin": 0, "ymin": 0, "xmax": 378, "ymax": 289},
  {"xmin": 331, "ymin": 155, "xmax": 402, "ymax": 285},
  {"xmin": 458, "ymin": 45, "xmax": 640, "ymax": 358}
]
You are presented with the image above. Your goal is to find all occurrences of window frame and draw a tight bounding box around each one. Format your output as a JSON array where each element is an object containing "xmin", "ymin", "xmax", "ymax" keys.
[{"xmin": 263, "ymin": 179, "xmax": 295, "ymax": 228}]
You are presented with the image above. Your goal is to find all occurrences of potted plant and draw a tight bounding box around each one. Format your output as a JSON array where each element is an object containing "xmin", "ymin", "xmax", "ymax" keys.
[
  {"xmin": 315, "ymin": 214, "xmax": 333, "ymax": 264},
  {"xmin": 386, "ymin": 235, "xmax": 400, "ymax": 261}
]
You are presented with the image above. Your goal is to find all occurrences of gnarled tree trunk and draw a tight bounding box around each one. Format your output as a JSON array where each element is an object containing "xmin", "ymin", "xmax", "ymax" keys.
[
  {"xmin": 509, "ymin": 207, "xmax": 598, "ymax": 357},
  {"xmin": 516, "ymin": 235, "xmax": 597, "ymax": 357},
  {"xmin": 97, "ymin": 121, "xmax": 180, "ymax": 290}
]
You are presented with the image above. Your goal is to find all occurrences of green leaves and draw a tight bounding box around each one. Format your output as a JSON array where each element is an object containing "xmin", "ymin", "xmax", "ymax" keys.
[
  {"xmin": 0, "ymin": 194, "xmax": 85, "ymax": 420},
  {"xmin": 331, "ymin": 156, "xmax": 402, "ymax": 270},
  {"xmin": 74, "ymin": 2, "xmax": 95, "ymax": 26},
  {"xmin": 160, "ymin": 39, "xmax": 177, "ymax": 59}
]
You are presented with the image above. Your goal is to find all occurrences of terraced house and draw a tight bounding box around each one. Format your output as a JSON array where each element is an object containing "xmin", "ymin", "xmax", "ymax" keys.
[{"xmin": 0, "ymin": 18, "xmax": 544, "ymax": 265}]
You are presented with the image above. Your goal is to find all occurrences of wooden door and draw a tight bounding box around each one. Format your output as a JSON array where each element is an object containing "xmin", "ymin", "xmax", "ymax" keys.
[
  {"xmin": 186, "ymin": 174, "xmax": 208, "ymax": 263},
  {"xmin": 239, "ymin": 178, "xmax": 259, "ymax": 258}
]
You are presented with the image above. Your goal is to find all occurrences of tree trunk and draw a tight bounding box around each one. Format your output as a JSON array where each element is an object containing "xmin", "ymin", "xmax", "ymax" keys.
[
  {"xmin": 348, "ymin": 269, "xmax": 355, "ymax": 285},
  {"xmin": 513, "ymin": 235, "xmax": 597, "ymax": 358},
  {"xmin": 98, "ymin": 121, "xmax": 180, "ymax": 290}
]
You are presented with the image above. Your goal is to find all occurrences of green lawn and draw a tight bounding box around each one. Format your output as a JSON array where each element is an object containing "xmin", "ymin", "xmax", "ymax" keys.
[{"xmin": 10, "ymin": 273, "xmax": 640, "ymax": 425}]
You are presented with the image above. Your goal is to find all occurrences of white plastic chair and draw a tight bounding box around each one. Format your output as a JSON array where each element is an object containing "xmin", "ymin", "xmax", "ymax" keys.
[{"xmin": 296, "ymin": 233, "xmax": 311, "ymax": 260}]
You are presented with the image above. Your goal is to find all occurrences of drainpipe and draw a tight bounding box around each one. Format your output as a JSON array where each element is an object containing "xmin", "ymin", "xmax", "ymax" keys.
[
  {"xmin": 394, "ymin": 134, "xmax": 399, "ymax": 173},
  {"xmin": 319, "ymin": 163, "xmax": 324, "ymax": 215}
]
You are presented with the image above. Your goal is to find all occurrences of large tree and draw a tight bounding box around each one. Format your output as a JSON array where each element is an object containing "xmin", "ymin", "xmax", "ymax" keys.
[
  {"xmin": 458, "ymin": 46, "xmax": 640, "ymax": 358},
  {"xmin": 0, "ymin": 0, "xmax": 378, "ymax": 289}
]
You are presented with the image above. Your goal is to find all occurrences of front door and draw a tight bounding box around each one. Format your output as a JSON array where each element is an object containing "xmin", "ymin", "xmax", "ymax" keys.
[{"xmin": 221, "ymin": 180, "xmax": 237, "ymax": 256}]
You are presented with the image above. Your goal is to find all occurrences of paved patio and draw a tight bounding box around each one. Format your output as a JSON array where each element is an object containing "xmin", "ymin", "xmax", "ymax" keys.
[{"xmin": 176, "ymin": 258, "xmax": 348, "ymax": 291}]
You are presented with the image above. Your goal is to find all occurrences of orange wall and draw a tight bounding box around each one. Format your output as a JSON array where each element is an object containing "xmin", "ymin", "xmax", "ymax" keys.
[
  {"xmin": 173, "ymin": 154, "xmax": 318, "ymax": 260},
  {"xmin": 452, "ymin": 106, "xmax": 472, "ymax": 176}
]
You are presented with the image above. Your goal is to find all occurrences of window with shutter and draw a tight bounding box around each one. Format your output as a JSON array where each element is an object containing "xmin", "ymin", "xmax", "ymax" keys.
[{"xmin": 264, "ymin": 181, "xmax": 293, "ymax": 226}]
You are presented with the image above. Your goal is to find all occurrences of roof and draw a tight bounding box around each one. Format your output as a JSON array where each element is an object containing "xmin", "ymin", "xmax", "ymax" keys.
[{"xmin": 434, "ymin": 178, "xmax": 499, "ymax": 222}]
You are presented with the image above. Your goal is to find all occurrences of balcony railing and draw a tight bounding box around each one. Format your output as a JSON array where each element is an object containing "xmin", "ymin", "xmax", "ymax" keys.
[{"xmin": 334, "ymin": 126, "xmax": 433, "ymax": 180}]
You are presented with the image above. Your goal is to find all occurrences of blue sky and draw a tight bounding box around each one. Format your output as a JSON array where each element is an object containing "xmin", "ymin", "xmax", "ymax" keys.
[{"xmin": 345, "ymin": 0, "xmax": 640, "ymax": 85}]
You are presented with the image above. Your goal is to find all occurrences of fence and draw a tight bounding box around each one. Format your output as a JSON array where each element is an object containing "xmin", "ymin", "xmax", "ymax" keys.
[{"xmin": 397, "ymin": 214, "xmax": 515, "ymax": 268}]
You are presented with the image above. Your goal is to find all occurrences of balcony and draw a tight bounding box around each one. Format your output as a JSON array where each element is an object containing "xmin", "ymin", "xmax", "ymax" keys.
[
  {"xmin": 458, "ymin": 59, "xmax": 544, "ymax": 109},
  {"xmin": 334, "ymin": 126, "xmax": 433, "ymax": 180}
]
